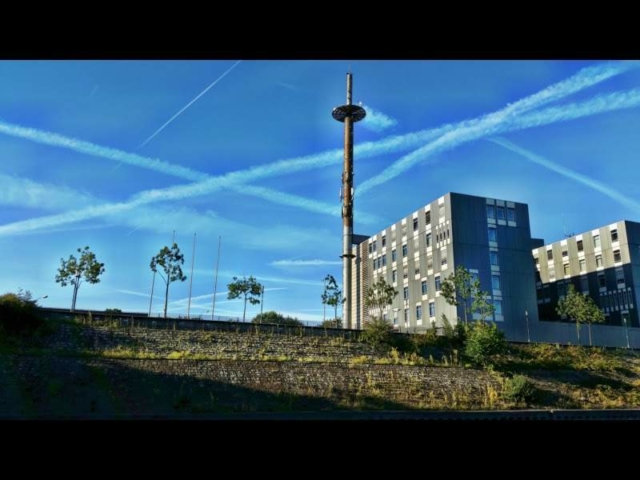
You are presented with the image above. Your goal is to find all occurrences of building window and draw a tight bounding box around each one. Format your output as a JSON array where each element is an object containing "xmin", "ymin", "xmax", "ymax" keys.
[
  {"xmin": 429, "ymin": 302, "xmax": 435, "ymax": 318},
  {"xmin": 496, "ymin": 206, "xmax": 506, "ymax": 220},
  {"xmin": 372, "ymin": 260, "xmax": 376, "ymax": 271},
  {"xmin": 577, "ymin": 239, "xmax": 583, "ymax": 252},
  {"xmin": 563, "ymin": 263, "xmax": 570, "ymax": 275},
  {"xmin": 421, "ymin": 280, "xmax": 428, "ymax": 295},
  {"xmin": 425, "ymin": 210, "xmax": 431, "ymax": 225},
  {"xmin": 392, "ymin": 249, "xmax": 397, "ymax": 262},
  {"xmin": 403, "ymin": 286, "xmax": 409, "ymax": 300},
  {"xmin": 404, "ymin": 308, "xmax": 409, "ymax": 323},
  {"xmin": 488, "ymin": 227, "xmax": 497, "ymax": 243},
  {"xmin": 413, "ymin": 218, "xmax": 419, "ymax": 231},
  {"xmin": 414, "ymin": 268, "xmax": 420, "ymax": 276},
  {"xmin": 596, "ymin": 254, "xmax": 603, "ymax": 268},
  {"xmin": 534, "ymin": 256, "xmax": 539, "ymax": 265},
  {"xmin": 425, "ymin": 232, "xmax": 432, "ymax": 248},
  {"xmin": 611, "ymin": 229, "xmax": 618, "ymax": 243},
  {"xmin": 616, "ymin": 267, "xmax": 625, "ymax": 286},
  {"xmin": 547, "ymin": 250, "xmax": 553, "ymax": 261},
  {"xmin": 427, "ymin": 256, "xmax": 433, "ymax": 270},
  {"xmin": 372, "ymin": 240, "xmax": 377, "ymax": 252},
  {"xmin": 441, "ymin": 252, "xmax": 447, "ymax": 267},
  {"xmin": 593, "ymin": 235, "xmax": 600, "ymax": 249},
  {"xmin": 493, "ymin": 299, "xmax": 502, "ymax": 316},
  {"xmin": 580, "ymin": 276, "xmax": 589, "ymax": 292},
  {"xmin": 614, "ymin": 249, "xmax": 621, "ymax": 262},
  {"xmin": 558, "ymin": 282, "xmax": 566, "ymax": 297},
  {"xmin": 487, "ymin": 205, "xmax": 495, "ymax": 219},
  {"xmin": 562, "ymin": 249, "xmax": 568, "ymax": 258},
  {"xmin": 416, "ymin": 305, "xmax": 422, "ymax": 321},
  {"xmin": 383, "ymin": 313, "xmax": 388, "ymax": 322},
  {"xmin": 403, "ymin": 270, "xmax": 408, "ymax": 280},
  {"xmin": 382, "ymin": 255, "xmax": 387, "ymax": 267},
  {"xmin": 382, "ymin": 235, "xmax": 386, "ymax": 248},
  {"xmin": 402, "ymin": 244, "xmax": 408, "ymax": 257},
  {"xmin": 471, "ymin": 271, "xmax": 479, "ymax": 284},
  {"xmin": 490, "ymin": 251, "xmax": 499, "ymax": 266},
  {"xmin": 368, "ymin": 243, "xmax": 372, "ymax": 254},
  {"xmin": 507, "ymin": 207, "xmax": 516, "ymax": 222},
  {"xmin": 598, "ymin": 273, "xmax": 606, "ymax": 288},
  {"xmin": 435, "ymin": 275, "xmax": 441, "ymax": 291},
  {"xmin": 491, "ymin": 274, "xmax": 501, "ymax": 290},
  {"xmin": 392, "ymin": 270, "xmax": 397, "ymax": 283},
  {"xmin": 579, "ymin": 258, "xmax": 586, "ymax": 273}
]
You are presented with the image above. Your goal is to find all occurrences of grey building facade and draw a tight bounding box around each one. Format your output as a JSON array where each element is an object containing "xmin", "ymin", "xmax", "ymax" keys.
[
  {"xmin": 351, "ymin": 192, "xmax": 539, "ymax": 341},
  {"xmin": 532, "ymin": 220, "xmax": 640, "ymax": 330}
]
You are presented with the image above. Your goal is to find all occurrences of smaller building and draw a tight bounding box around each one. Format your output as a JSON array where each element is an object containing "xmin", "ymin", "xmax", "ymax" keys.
[{"xmin": 532, "ymin": 220, "xmax": 640, "ymax": 329}]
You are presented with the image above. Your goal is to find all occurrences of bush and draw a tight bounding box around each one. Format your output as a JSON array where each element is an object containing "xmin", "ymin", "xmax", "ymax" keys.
[
  {"xmin": 320, "ymin": 318, "xmax": 343, "ymax": 329},
  {"xmin": 252, "ymin": 311, "xmax": 304, "ymax": 327},
  {"xmin": 464, "ymin": 321, "xmax": 507, "ymax": 365},
  {"xmin": 360, "ymin": 318, "xmax": 395, "ymax": 349},
  {"xmin": 437, "ymin": 314, "xmax": 468, "ymax": 349},
  {"xmin": 0, "ymin": 289, "xmax": 44, "ymax": 336},
  {"xmin": 502, "ymin": 374, "xmax": 537, "ymax": 404}
]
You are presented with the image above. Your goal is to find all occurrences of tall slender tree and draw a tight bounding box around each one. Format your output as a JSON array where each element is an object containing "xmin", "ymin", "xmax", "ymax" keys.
[
  {"xmin": 150, "ymin": 243, "xmax": 187, "ymax": 318},
  {"xmin": 55, "ymin": 246, "xmax": 105, "ymax": 312},
  {"xmin": 322, "ymin": 274, "xmax": 344, "ymax": 325},
  {"xmin": 557, "ymin": 284, "xmax": 605, "ymax": 345},
  {"xmin": 227, "ymin": 275, "xmax": 263, "ymax": 322}
]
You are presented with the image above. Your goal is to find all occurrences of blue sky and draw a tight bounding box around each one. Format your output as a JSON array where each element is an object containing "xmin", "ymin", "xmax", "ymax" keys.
[{"xmin": 2, "ymin": 60, "xmax": 640, "ymax": 323}]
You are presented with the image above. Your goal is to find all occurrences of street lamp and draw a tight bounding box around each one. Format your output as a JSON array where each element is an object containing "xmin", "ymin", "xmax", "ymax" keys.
[
  {"xmin": 623, "ymin": 315, "xmax": 631, "ymax": 349},
  {"xmin": 525, "ymin": 310, "xmax": 531, "ymax": 343}
]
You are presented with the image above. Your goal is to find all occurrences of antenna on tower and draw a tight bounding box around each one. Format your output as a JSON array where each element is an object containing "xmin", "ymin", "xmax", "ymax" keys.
[{"xmin": 562, "ymin": 213, "xmax": 575, "ymax": 238}]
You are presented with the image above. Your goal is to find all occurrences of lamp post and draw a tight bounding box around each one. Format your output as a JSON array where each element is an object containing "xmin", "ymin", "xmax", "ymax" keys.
[
  {"xmin": 623, "ymin": 315, "xmax": 631, "ymax": 349},
  {"xmin": 525, "ymin": 310, "xmax": 531, "ymax": 343}
]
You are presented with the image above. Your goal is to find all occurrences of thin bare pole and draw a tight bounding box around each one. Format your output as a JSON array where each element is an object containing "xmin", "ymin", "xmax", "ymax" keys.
[
  {"xmin": 187, "ymin": 233, "xmax": 196, "ymax": 318},
  {"xmin": 211, "ymin": 236, "xmax": 222, "ymax": 321},
  {"xmin": 148, "ymin": 271, "xmax": 155, "ymax": 317}
]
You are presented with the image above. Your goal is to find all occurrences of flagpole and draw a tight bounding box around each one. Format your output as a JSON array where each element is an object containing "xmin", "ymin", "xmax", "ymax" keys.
[
  {"xmin": 187, "ymin": 233, "xmax": 196, "ymax": 319},
  {"xmin": 211, "ymin": 236, "xmax": 221, "ymax": 321}
]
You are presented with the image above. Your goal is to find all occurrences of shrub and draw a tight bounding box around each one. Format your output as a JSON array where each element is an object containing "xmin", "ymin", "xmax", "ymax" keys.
[
  {"xmin": 320, "ymin": 318, "xmax": 343, "ymax": 329},
  {"xmin": 502, "ymin": 374, "xmax": 537, "ymax": 404},
  {"xmin": 0, "ymin": 289, "xmax": 44, "ymax": 336},
  {"xmin": 464, "ymin": 321, "xmax": 507, "ymax": 365},
  {"xmin": 252, "ymin": 311, "xmax": 304, "ymax": 327},
  {"xmin": 360, "ymin": 318, "xmax": 394, "ymax": 349}
]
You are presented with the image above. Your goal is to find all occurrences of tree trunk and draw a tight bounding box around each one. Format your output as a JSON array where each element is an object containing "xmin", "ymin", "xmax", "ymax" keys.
[
  {"xmin": 164, "ymin": 281, "xmax": 170, "ymax": 318},
  {"xmin": 71, "ymin": 283, "xmax": 79, "ymax": 312},
  {"xmin": 243, "ymin": 294, "xmax": 247, "ymax": 322},
  {"xmin": 576, "ymin": 321, "xmax": 580, "ymax": 345}
]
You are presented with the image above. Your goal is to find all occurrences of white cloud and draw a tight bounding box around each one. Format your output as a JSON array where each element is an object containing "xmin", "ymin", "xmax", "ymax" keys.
[
  {"xmin": 270, "ymin": 259, "xmax": 343, "ymax": 267},
  {"xmin": 361, "ymin": 104, "xmax": 398, "ymax": 133}
]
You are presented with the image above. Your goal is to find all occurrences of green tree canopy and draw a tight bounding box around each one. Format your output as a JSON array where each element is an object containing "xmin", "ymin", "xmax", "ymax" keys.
[
  {"xmin": 364, "ymin": 276, "xmax": 398, "ymax": 323},
  {"xmin": 557, "ymin": 283, "xmax": 605, "ymax": 345},
  {"xmin": 55, "ymin": 246, "xmax": 105, "ymax": 312},
  {"xmin": 441, "ymin": 265, "xmax": 495, "ymax": 323},
  {"xmin": 150, "ymin": 243, "xmax": 187, "ymax": 318},
  {"xmin": 322, "ymin": 274, "xmax": 343, "ymax": 324},
  {"xmin": 252, "ymin": 311, "xmax": 303, "ymax": 327},
  {"xmin": 228, "ymin": 275, "xmax": 263, "ymax": 322}
]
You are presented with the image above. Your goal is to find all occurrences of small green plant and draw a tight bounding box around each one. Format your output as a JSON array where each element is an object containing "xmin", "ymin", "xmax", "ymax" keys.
[
  {"xmin": 464, "ymin": 321, "xmax": 507, "ymax": 365},
  {"xmin": 502, "ymin": 374, "xmax": 537, "ymax": 405},
  {"xmin": 360, "ymin": 317, "xmax": 394, "ymax": 349}
]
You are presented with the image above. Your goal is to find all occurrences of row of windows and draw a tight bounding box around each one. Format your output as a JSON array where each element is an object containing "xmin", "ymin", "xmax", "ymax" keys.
[
  {"xmin": 487, "ymin": 205, "xmax": 516, "ymax": 222},
  {"xmin": 540, "ymin": 249, "xmax": 622, "ymax": 266},
  {"xmin": 539, "ymin": 229, "xmax": 620, "ymax": 261}
]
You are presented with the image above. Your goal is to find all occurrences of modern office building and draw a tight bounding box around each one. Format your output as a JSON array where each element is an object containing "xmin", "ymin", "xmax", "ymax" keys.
[
  {"xmin": 350, "ymin": 192, "xmax": 539, "ymax": 341},
  {"xmin": 532, "ymin": 220, "xmax": 640, "ymax": 329}
]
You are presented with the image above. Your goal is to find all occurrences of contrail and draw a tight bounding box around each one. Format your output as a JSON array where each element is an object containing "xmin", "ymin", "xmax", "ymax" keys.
[
  {"xmin": 488, "ymin": 137, "xmax": 640, "ymax": 213},
  {"xmin": 270, "ymin": 259, "xmax": 343, "ymax": 267},
  {"xmin": 359, "ymin": 61, "xmax": 640, "ymax": 194},
  {"xmin": 4, "ymin": 87, "xmax": 640, "ymax": 236},
  {"xmin": 138, "ymin": 60, "xmax": 242, "ymax": 150},
  {"xmin": 361, "ymin": 103, "xmax": 398, "ymax": 133},
  {"xmin": 1, "ymin": 62, "xmax": 637, "ymax": 235}
]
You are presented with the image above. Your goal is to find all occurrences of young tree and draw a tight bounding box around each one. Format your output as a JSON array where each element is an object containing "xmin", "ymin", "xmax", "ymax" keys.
[
  {"xmin": 227, "ymin": 275, "xmax": 263, "ymax": 322},
  {"xmin": 441, "ymin": 265, "xmax": 495, "ymax": 323},
  {"xmin": 364, "ymin": 276, "xmax": 398, "ymax": 323},
  {"xmin": 557, "ymin": 284, "xmax": 605, "ymax": 345},
  {"xmin": 322, "ymin": 274, "xmax": 344, "ymax": 325},
  {"xmin": 55, "ymin": 246, "xmax": 105, "ymax": 312},
  {"xmin": 441, "ymin": 265, "xmax": 475, "ymax": 324},
  {"xmin": 150, "ymin": 243, "xmax": 187, "ymax": 319},
  {"xmin": 253, "ymin": 311, "xmax": 303, "ymax": 327}
]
